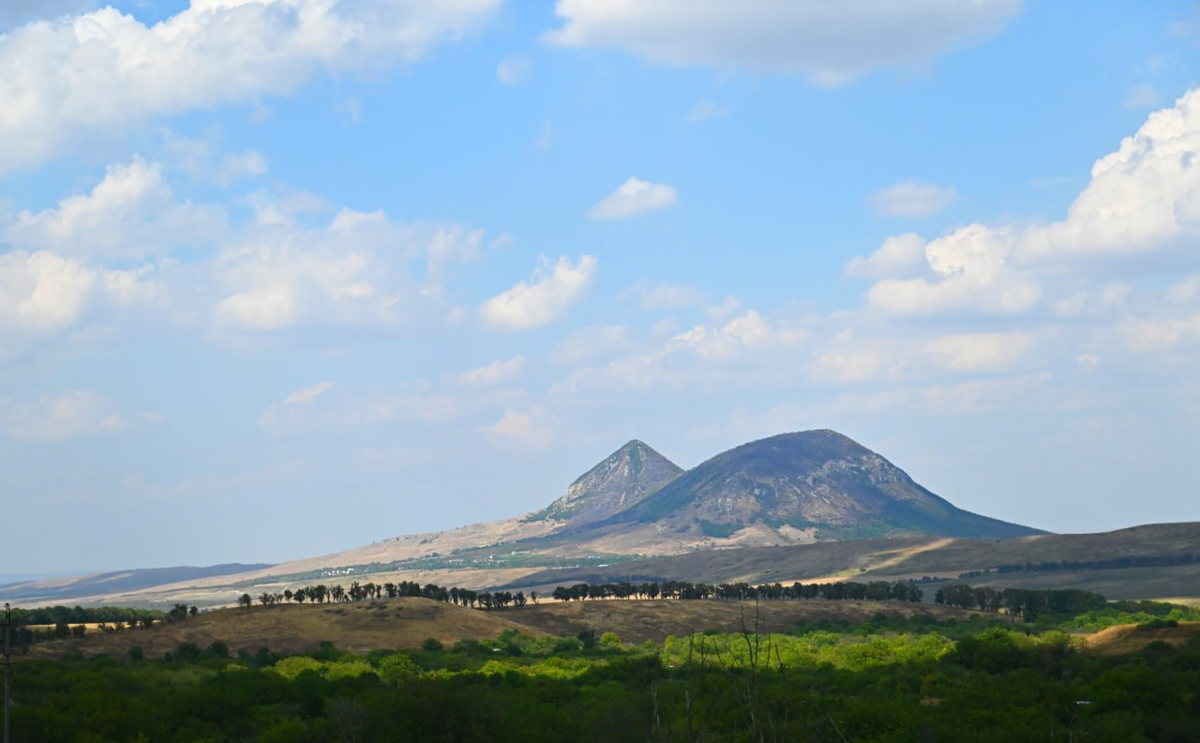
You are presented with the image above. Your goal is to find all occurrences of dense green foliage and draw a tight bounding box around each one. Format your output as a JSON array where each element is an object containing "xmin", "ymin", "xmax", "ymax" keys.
[
  {"xmin": 6, "ymin": 607, "xmax": 1199, "ymax": 741},
  {"xmin": 7, "ymin": 606, "xmax": 165, "ymax": 626}
]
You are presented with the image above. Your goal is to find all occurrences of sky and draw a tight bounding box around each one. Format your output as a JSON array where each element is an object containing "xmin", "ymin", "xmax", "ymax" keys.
[{"xmin": 2, "ymin": 0, "xmax": 1199, "ymax": 575}]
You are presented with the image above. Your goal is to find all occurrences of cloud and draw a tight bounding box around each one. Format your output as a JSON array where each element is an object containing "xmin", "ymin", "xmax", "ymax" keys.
[
  {"xmin": 1118, "ymin": 314, "xmax": 1200, "ymax": 351},
  {"xmin": 257, "ymin": 381, "xmax": 337, "ymax": 429},
  {"xmin": 496, "ymin": 55, "xmax": 532, "ymax": 84},
  {"xmin": 849, "ymin": 89, "xmax": 1200, "ymax": 317},
  {"xmin": 213, "ymin": 213, "xmax": 401, "ymax": 331},
  {"xmin": 866, "ymin": 180, "xmax": 958, "ymax": 218},
  {"xmin": 1167, "ymin": 276, "xmax": 1200, "ymax": 305},
  {"xmin": 453, "ymin": 356, "xmax": 527, "ymax": 387},
  {"xmin": 1052, "ymin": 283, "xmax": 1131, "ymax": 318},
  {"xmin": 5, "ymin": 156, "xmax": 225, "ymax": 259},
  {"xmin": 924, "ymin": 331, "xmax": 1032, "ymax": 373},
  {"xmin": 0, "ymin": 0, "xmax": 500, "ymax": 173},
  {"xmin": 425, "ymin": 225, "xmax": 486, "ymax": 279},
  {"xmin": 1124, "ymin": 83, "xmax": 1161, "ymax": 110},
  {"xmin": 257, "ymin": 379, "xmax": 474, "ymax": 434},
  {"xmin": 686, "ymin": 101, "xmax": 731, "ymax": 123},
  {"xmin": 212, "ymin": 210, "xmax": 482, "ymax": 332},
  {"xmin": 549, "ymin": 324, "xmax": 630, "ymax": 365},
  {"xmin": 843, "ymin": 233, "xmax": 926, "ymax": 279},
  {"xmin": 479, "ymin": 406, "xmax": 558, "ymax": 450},
  {"xmin": 587, "ymin": 177, "xmax": 678, "ymax": 220},
  {"xmin": 624, "ymin": 280, "xmax": 705, "ymax": 310},
  {"xmin": 2, "ymin": 391, "xmax": 124, "ymax": 442},
  {"xmin": 533, "ymin": 121, "xmax": 557, "ymax": 151},
  {"xmin": 162, "ymin": 133, "xmax": 268, "ymax": 185},
  {"xmin": 0, "ymin": 249, "xmax": 164, "ymax": 335},
  {"xmin": 1017, "ymin": 89, "xmax": 1200, "ymax": 262},
  {"xmin": 479, "ymin": 255, "xmax": 597, "ymax": 331},
  {"xmin": 546, "ymin": 0, "xmax": 1021, "ymax": 85},
  {"xmin": 862, "ymin": 225, "xmax": 1041, "ymax": 315},
  {"xmin": 284, "ymin": 381, "xmax": 336, "ymax": 405},
  {"xmin": 557, "ymin": 310, "xmax": 807, "ymax": 393}
]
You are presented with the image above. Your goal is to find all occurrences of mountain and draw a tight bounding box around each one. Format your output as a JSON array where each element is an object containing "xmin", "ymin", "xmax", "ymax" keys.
[
  {"xmin": 12, "ymin": 430, "xmax": 1052, "ymax": 608},
  {"xmin": 527, "ymin": 440, "xmax": 683, "ymax": 526},
  {"xmin": 600, "ymin": 430, "xmax": 1042, "ymax": 541},
  {"xmin": 0, "ymin": 563, "xmax": 273, "ymax": 603}
]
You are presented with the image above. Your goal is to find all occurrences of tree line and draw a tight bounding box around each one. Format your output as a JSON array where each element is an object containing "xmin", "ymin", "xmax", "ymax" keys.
[
  {"xmin": 994, "ymin": 553, "xmax": 1197, "ymax": 573},
  {"xmin": 934, "ymin": 584, "xmax": 1108, "ymax": 620},
  {"xmin": 549, "ymin": 579, "xmax": 927, "ymax": 603},
  {"xmin": 238, "ymin": 577, "xmax": 928, "ymax": 612}
]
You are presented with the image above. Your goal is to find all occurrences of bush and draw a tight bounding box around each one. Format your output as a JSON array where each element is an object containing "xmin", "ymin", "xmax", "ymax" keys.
[
  {"xmin": 376, "ymin": 654, "xmax": 422, "ymax": 685},
  {"xmin": 208, "ymin": 640, "xmax": 230, "ymax": 658},
  {"xmin": 174, "ymin": 642, "xmax": 202, "ymax": 662},
  {"xmin": 599, "ymin": 632, "xmax": 623, "ymax": 649},
  {"xmin": 422, "ymin": 637, "xmax": 445, "ymax": 652},
  {"xmin": 127, "ymin": 646, "xmax": 144, "ymax": 662}
]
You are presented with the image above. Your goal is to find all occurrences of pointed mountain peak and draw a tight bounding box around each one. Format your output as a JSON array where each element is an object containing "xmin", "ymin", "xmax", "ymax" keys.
[{"xmin": 527, "ymin": 439, "xmax": 683, "ymax": 525}]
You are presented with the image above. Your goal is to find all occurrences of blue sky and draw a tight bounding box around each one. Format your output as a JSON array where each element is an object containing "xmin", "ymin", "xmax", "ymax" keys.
[{"xmin": 2, "ymin": 0, "xmax": 1199, "ymax": 573}]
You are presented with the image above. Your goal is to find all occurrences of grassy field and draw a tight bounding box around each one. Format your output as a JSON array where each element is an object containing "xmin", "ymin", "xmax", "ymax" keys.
[
  {"xmin": 27, "ymin": 597, "xmax": 987, "ymax": 659},
  {"xmin": 1082, "ymin": 621, "xmax": 1200, "ymax": 656}
]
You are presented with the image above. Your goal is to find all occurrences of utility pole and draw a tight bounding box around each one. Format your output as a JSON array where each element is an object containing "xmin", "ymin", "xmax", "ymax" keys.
[{"xmin": 2, "ymin": 602, "xmax": 10, "ymax": 743}]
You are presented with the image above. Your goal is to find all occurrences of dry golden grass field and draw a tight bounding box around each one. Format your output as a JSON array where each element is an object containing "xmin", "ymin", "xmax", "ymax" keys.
[{"xmin": 1081, "ymin": 621, "xmax": 1200, "ymax": 656}]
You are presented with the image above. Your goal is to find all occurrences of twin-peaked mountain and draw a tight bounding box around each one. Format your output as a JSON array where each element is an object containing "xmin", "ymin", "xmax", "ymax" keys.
[
  {"xmin": 6, "ymin": 429, "xmax": 1048, "ymax": 606},
  {"xmin": 525, "ymin": 429, "xmax": 1043, "ymax": 545}
]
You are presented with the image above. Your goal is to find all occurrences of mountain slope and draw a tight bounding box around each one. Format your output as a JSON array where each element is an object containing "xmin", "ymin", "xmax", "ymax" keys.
[
  {"xmin": 605, "ymin": 430, "xmax": 1042, "ymax": 540},
  {"xmin": 527, "ymin": 440, "xmax": 682, "ymax": 526}
]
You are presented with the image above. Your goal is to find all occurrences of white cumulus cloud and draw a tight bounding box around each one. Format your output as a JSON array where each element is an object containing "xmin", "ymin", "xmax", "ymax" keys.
[
  {"xmin": 547, "ymin": 0, "xmax": 1021, "ymax": 85},
  {"xmin": 587, "ymin": 177, "xmax": 678, "ymax": 220},
  {"xmin": 863, "ymin": 225, "xmax": 1041, "ymax": 315},
  {"xmin": 1017, "ymin": 88, "xmax": 1200, "ymax": 263},
  {"xmin": 843, "ymin": 233, "xmax": 926, "ymax": 279},
  {"xmin": 479, "ymin": 255, "xmax": 597, "ymax": 331},
  {"xmin": 0, "ymin": 0, "xmax": 500, "ymax": 173},
  {"xmin": 212, "ymin": 210, "xmax": 482, "ymax": 332},
  {"xmin": 0, "ymin": 250, "xmax": 164, "ymax": 335},
  {"xmin": 5, "ymin": 156, "xmax": 225, "ymax": 259}
]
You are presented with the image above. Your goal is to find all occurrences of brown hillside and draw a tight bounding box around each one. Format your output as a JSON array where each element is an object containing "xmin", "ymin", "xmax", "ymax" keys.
[
  {"xmin": 1082, "ymin": 621, "xmax": 1200, "ymax": 656},
  {"xmin": 28, "ymin": 599, "xmax": 984, "ymax": 658},
  {"xmin": 28, "ymin": 598, "xmax": 539, "ymax": 659}
]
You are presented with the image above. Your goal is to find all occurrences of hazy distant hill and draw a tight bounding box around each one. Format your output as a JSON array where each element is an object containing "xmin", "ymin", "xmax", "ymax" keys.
[
  {"xmin": 2, "ymin": 564, "xmax": 271, "ymax": 603},
  {"xmin": 599, "ymin": 430, "xmax": 1042, "ymax": 541}
]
